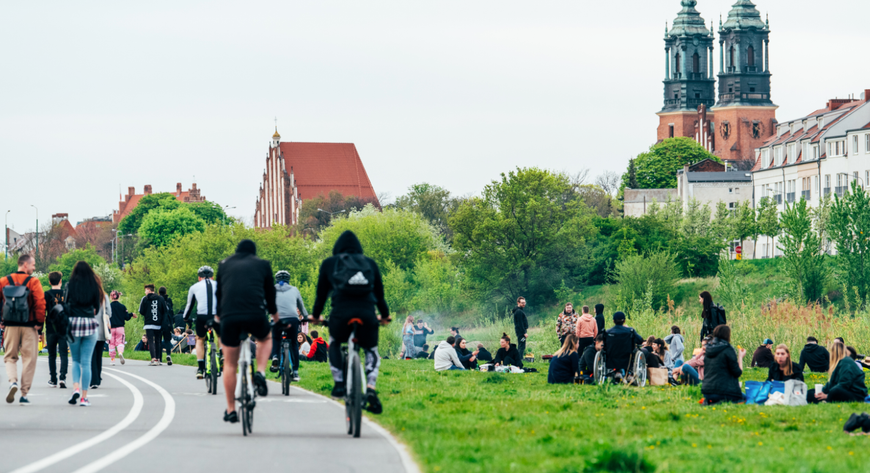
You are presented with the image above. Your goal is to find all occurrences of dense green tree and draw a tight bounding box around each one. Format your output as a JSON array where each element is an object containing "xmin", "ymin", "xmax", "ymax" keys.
[
  {"xmin": 614, "ymin": 251, "xmax": 680, "ymax": 311},
  {"xmin": 48, "ymin": 246, "xmax": 106, "ymax": 280},
  {"xmin": 755, "ymin": 196, "xmax": 780, "ymax": 259},
  {"xmin": 394, "ymin": 183, "xmax": 460, "ymax": 240},
  {"xmin": 187, "ymin": 201, "xmax": 229, "ymax": 225},
  {"xmin": 118, "ymin": 193, "xmax": 180, "ymax": 235},
  {"xmin": 298, "ymin": 191, "xmax": 375, "ymax": 234},
  {"xmin": 778, "ymin": 199, "xmax": 828, "ymax": 303},
  {"xmin": 729, "ymin": 201, "xmax": 756, "ymax": 256},
  {"xmin": 620, "ymin": 137, "xmax": 719, "ymax": 192},
  {"xmin": 138, "ymin": 207, "xmax": 206, "ymax": 247},
  {"xmin": 450, "ymin": 167, "xmax": 596, "ymax": 304},
  {"xmin": 829, "ymin": 181, "xmax": 870, "ymax": 306}
]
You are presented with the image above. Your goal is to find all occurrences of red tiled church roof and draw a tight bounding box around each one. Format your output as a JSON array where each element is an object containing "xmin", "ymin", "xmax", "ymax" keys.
[{"xmin": 279, "ymin": 142, "xmax": 379, "ymax": 205}]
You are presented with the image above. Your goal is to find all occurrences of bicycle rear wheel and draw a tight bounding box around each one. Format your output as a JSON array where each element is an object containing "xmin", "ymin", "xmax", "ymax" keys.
[
  {"xmin": 593, "ymin": 351, "xmax": 605, "ymax": 384},
  {"xmin": 209, "ymin": 344, "xmax": 218, "ymax": 395},
  {"xmin": 348, "ymin": 351, "xmax": 363, "ymax": 438},
  {"xmin": 282, "ymin": 343, "xmax": 291, "ymax": 396},
  {"xmin": 240, "ymin": 363, "xmax": 250, "ymax": 436}
]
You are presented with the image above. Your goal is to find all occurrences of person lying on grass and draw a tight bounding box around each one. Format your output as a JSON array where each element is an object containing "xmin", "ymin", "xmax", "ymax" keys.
[
  {"xmin": 493, "ymin": 333, "xmax": 523, "ymax": 368},
  {"xmin": 807, "ymin": 341, "xmax": 868, "ymax": 404},
  {"xmin": 578, "ymin": 333, "xmax": 604, "ymax": 384},
  {"xmin": 454, "ymin": 337, "xmax": 479, "ymax": 370},
  {"xmin": 767, "ymin": 344, "xmax": 804, "ymax": 382},
  {"xmin": 548, "ymin": 333, "xmax": 579, "ymax": 384},
  {"xmin": 434, "ymin": 336, "xmax": 465, "ymax": 371},
  {"xmin": 701, "ymin": 325, "xmax": 747, "ymax": 405}
]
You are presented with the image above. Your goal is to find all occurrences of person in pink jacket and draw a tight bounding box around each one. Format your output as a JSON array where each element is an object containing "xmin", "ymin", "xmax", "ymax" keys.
[{"xmin": 574, "ymin": 305, "xmax": 598, "ymax": 355}]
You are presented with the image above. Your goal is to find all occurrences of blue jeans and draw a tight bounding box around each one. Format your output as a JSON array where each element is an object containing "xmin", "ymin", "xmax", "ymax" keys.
[
  {"xmin": 70, "ymin": 331, "xmax": 98, "ymax": 390},
  {"xmin": 673, "ymin": 360, "xmax": 684, "ymax": 368},
  {"xmin": 448, "ymin": 365, "xmax": 466, "ymax": 371},
  {"xmin": 680, "ymin": 363, "xmax": 700, "ymax": 386}
]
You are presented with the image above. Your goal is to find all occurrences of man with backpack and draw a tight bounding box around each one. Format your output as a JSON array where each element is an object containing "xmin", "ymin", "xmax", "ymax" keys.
[
  {"xmin": 0, "ymin": 254, "xmax": 46, "ymax": 404},
  {"xmin": 309, "ymin": 230, "xmax": 391, "ymax": 414},
  {"xmin": 44, "ymin": 271, "xmax": 68, "ymax": 388}
]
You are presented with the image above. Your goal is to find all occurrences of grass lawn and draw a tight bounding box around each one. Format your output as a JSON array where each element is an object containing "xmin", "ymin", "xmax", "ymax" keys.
[{"xmin": 120, "ymin": 350, "xmax": 870, "ymax": 472}]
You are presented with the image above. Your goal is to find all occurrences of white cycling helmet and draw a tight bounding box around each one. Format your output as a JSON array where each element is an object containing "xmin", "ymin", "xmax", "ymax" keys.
[
  {"xmin": 198, "ymin": 266, "xmax": 214, "ymax": 278},
  {"xmin": 275, "ymin": 270, "xmax": 291, "ymax": 283}
]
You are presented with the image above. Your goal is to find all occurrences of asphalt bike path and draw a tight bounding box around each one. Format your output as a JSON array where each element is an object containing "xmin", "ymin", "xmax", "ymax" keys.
[{"xmin": 3, "ymin": 358, "xmax": 414, "ymax": 473}]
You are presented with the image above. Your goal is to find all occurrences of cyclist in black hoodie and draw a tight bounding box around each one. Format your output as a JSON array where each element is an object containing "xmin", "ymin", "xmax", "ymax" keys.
[
  {"xmin": 310, "ymin": 231, "xmax": 391, "ymax": 414},
  {"xmin": 513, "ymin": 298, "xmax": 529, "ymax": 357},
  {"xmin": 798, "ymin": 337, "xmax": 830, "ymax": 373}
]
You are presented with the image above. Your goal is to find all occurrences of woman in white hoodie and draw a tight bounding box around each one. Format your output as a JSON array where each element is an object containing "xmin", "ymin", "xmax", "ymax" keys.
[
  {"xmin": 434, "ymin": 336, "xmax": 465, "ymax": 371},
  {"xmin": 664, "ymin": 325, "xmax": 685, "ymax": 368}
]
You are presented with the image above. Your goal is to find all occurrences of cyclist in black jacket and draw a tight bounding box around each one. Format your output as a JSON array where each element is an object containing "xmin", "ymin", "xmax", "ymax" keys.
[{"xmin": 309, "ymin": 231, "xmax": 391, "ymax": 414}]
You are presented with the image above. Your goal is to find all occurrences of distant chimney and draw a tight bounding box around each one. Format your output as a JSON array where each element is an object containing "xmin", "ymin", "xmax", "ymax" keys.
[
  {"xmin": 127, "ymin": 186, "xmax": 135, "ymax": 201},
  {"xmin": 144, "ymin": 185, "xmax": 152, "ymax": 195},
  {"xmin": 828, "ymin": 98, "xmax": 855, "ymax": 110},
  {"xmin": 176, "ymin": 183, "xmax": 182, "ymax": 193},
  {"xmin": 864, "ymin": 89, "xmax": 870, "ymax": 102}
]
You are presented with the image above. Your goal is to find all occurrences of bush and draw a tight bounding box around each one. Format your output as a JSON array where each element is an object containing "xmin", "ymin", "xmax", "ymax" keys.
[{"xmin": 613, "ymin": 251, "xmax": 679, "ymax": 311}]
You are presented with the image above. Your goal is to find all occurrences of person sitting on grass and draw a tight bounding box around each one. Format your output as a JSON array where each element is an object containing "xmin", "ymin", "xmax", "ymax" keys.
[
  {"xmin": 134, "ymin": 335, "xmax": 149, "ymax": 352},
  {"xmin": 297, "ymin": 332, "xmax": 310, "ymax": 358},
  {"xmin": 845, "ymin": 346, "xmax": 870, "ymax": 370},
  {"xmin": 799, "ymin": 336, "xmax": 830, "ymax": 373},
  {"xmin": 701, "ymin": 325, "xmax": 747, "ymax": 405},
  {"xmin": 415, "ymin": 344, "xmax": 431, "ymax": 359},
  {"xmin": 305, "ymin": 331, "xmax": 328, "ymax": 362},
  {"xmin": 808, "ymin": 341, "xmax": 869, "ymax": 404},
  {"xmin": 476, "ymin": 343, "xmax": 493, "ymax": 362},
  {"xmin": 642, "ymin": 337, "xmax": 665, "ymax": 369},
  {"xmin": 493, "ymin": 333, "xmax": 523, "ymax": 368},
  {"xmin": 673, "ymin": 337, "xmax": 709, "ymax": 386},
  {"xmin": 578, "ymin": 333, "xmax": 605, "ymax": 384},
  {"xmin": 548, "ymin": 333, "xmax": 580, "ymax": 384},
  {"xmin": 751, "ymin": 338, "xmax": 775, "ymax": 368},
  {"xmin": 767, "ymin": 344, "xmax": 803, "ymax": 382},
  {"xmin": 454, "ymin": 337, "xmax": 479, "ymax": 370},
  {"xmin": 664, "ymin": 326, "xmax": 685, "ymax": 368},
  {"xmin": 434, "ymin": 336, "xmax": 465, "ymax": 371}
]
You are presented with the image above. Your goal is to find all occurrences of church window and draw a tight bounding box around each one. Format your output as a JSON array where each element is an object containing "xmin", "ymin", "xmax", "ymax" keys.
[
  {"xmin": 675, "ymin": 53, "xmax": 681, "ymax": 74},
  {"xmin": 729, "ymin": 46, "xmax": 735, "ymax": 70},
  {"xmin": 747, "ymin": 46, "xmax": 755, "ymax": 66},
  {"xmin": 695, "ymin": 93, "xmax": 700, "ymax": 99},
  {"xmin": 693, "ymin": 53, "xmax": 700, "ymax": 74}
]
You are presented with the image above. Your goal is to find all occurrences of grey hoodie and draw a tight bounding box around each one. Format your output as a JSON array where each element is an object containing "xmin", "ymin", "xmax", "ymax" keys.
[
  {"xmin": 275, "ymin": 283, "xmax": 308, "ymax": 321},
  {"xmin": 664, "ymin": 333, "xmax": 685, "ymax": 364}
]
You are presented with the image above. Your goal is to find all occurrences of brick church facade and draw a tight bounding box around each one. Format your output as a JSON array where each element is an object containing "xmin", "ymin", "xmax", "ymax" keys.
[
  {"xmin": 253, "ymin": 129, "xmax": 379, "ymax": 228},
  {"xmin": 656, "ymin": 0, "xmax": 777, "ymax": 169}
]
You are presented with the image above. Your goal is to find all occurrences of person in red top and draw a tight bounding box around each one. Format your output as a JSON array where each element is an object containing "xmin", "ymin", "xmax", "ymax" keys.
[
  {"xmin": 0, "ymin": 254, "xmax": 46, "ymax": 404},
  {"xmin": 305, "ymin": 330, "xmax": 328, "ymax": 362}
]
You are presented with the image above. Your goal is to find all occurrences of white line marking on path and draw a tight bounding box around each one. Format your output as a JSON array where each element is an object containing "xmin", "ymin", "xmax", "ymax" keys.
[
  {"xmin": 71, "ymin": 369, "xmax": 176, "ymax": 473},
  {"xmin": 9, "ymin": 372, "xmax": 144, "ymax": 473}
]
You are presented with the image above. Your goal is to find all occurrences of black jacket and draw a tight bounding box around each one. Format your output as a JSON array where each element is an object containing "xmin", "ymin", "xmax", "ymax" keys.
[
  {"xmin": 139, "ymin": 293, "xmax": 167, "ymax": 327},
  {"xmin": 413, "ymin": 325, "xmax": 434, "ymax": 347},
  {"xmin": 798, "ymin": 343, "xmax": 830, "ymax": 373},
  {"xmin": 751, "ymin": 345, "xmax": 774, "ymax": 368},
  {"xmin": 477, "ymin": 346, "xmax": 493, "ymax": 362},
  {"xmin": 603, "ymin": 325, "xmax": 643, "ymax": 372},
  {"xmin": 109, "ymin": 301, "xmax": 133, "ymax": 328},
  {"xmin": 823, "ymin": 357, "xmax": 868, "ymax": 398},
  {"xmin": 642, "ymin": 347, "xmax": 663, "ymax": 369},
  {"xmin": 548, "ymin": 351, "xmax": 579, "ymax": 384},
  {"xmin": 579, "ymin": 345, "xmax": 597, "ymax": 375},
  {"xmin": 456, "ymin": 346, "xmax": 478, "ymax": 370},
  {"xmin": 216, "ymin": 250, "xmax": 277, "ymax": 320},
  {"xmin": 312, "ymin": 231, "xmax": 389, "ymax": 320},
  {"xmin": 701, "ymin": 338, "xmax": 743, "ymax": 399},
  {"xmin": 494, "ymin": 344, "xmax": 523, "ymax": 368},
  {"xmin": 767, "ymin": 362, "xmax": 804, "ymax": 382},
  {"xmin": 594, "ymin": 312, "xmax": 605, "ymax": 333},
  {"xmin": 513, "ymin": 307, "xmax": 528, "ymax": 339},
  {"xmin": 414, "ymin": 350, "xmax": 430, "ymax": 359}
]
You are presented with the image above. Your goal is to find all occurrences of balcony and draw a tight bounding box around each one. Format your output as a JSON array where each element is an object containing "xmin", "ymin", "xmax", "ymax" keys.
[
  {"xmin": 835, "ymin": 186, "xmax": 847, "ymax": 197},
  {"xmin": 786, "ymin": 192, "xmax": 795, "ymax": 203},
  {"xmin": 824, "ymin": 187, "xmax": 831, "ymax": 196},
  {"xmin": 801, "ymin": 190, "xmax": 811, "ymax": 201}
]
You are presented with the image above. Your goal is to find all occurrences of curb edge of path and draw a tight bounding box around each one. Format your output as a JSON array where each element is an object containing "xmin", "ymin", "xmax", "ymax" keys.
[{"xmin": 286, "ymin": 384, "xmax": 422, "ymax": 473}]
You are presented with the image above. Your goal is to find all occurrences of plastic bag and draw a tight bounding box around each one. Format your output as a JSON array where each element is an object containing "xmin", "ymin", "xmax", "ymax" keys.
[
  {"xmin": 764, "ymin": 391, "xmax": 786, "ymax": 406},
  {"xmin": 784, "ymin": 380, "xmax": 807, "ymax": 406}
]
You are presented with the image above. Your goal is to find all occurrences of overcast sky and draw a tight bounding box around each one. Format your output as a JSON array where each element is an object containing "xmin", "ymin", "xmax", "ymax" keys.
[{"xmin": 2, "ymin": 0, "xmax": 868, "ymax": 233}]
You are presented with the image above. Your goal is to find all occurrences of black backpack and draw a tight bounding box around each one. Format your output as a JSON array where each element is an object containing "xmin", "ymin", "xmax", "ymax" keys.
[
  {"xmin": 330, "ymin": 253, "xmax": 374, "ymax": 296},
  {"xmin": 711, "ymin": 304, "xmax": 727, "ymax": 327},
  {"xmin": 2, "ymin": 276, "xmax": 33, "ymax": 324},
  {"xmin": 47, "ymin": 289, "xmax": 71, "ymax": 336}
]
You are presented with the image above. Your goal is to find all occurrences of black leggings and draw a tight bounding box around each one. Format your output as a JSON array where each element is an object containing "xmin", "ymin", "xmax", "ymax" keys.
[
  {"xmin": 146, "ymin": 329, "xmax": 163, "ymax": 361},
  {"xmin": 91, "ymin": 341, "xmax": 104, "ymax": 386},
  {"xmin": 807, "ymin": 387, "xmax": 867, "ymax": 404}
]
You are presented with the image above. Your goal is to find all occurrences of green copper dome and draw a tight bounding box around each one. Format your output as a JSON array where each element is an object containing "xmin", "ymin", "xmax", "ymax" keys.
[
  {"xmin": 721, "ymin": 0, "xmax": 767, "ymax": 30},
  {"xmin": 668, "ymin": 0, "xmax": 713, "ymax": 37}
]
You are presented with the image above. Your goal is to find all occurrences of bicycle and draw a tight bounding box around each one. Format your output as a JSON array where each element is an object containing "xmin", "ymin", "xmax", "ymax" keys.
[
  {"xmin": 344, "ymin": 318, "xmax": 364, "ymax": 438},
  {"xmin": 274, "ymin": 322, "xmax": 294, "ymax": 396},
  {"xmin": 205, "ymin": 324, "xmax": 220, "ymax": 395},
  {"xmin": 236, "ymin": 333, "xmax": 257, "ymax": 436}
]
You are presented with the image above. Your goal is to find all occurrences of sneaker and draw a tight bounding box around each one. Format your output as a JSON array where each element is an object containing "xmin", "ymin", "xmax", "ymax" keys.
[
  {"xmin": 668, "ymin": 376, "xmax": 680, "ymax": 387},
  {"xmin": 6, "ymin": 383, "xmax": 18, "ymax": 403},
  {"xmin": 48, "ymin": 379, "xmax": 58, "ymax": 388},
  {"xmin": 253, "ymin": 372, "xmax": 268, "ymax": 397},
  {"xmin": 365, "ymin": 388, "xmax": 383, "ymax": 414},
  {"xmin": 149, "ymin": 360, "xmax": 158, "ymax": 366},
  {"xmin": 119, "ymin": 353, "xmax": 126, "ymax": 365},
  {"xmin": 19, "ymin": 396, "xmax": 30, "ymax": 405},
  {"xmin": 90, "ymin": 385, "xmax": 99, "ymax": 390},
  {"xmin": 59, "ymin": 380, "xmax": 67, "ymax": 389},
  {"xmin": 158, "ymin": 361, "xmax": 163, "ymax": 366},
  {"xmin": 69, "ymin": 390, "xmax": 81, "ymax": 405},
  {"xmin": 196, "ymin": 369, "xmax": 205, "ymax": 380},
  {"xmin": 80, "ymin": 398, "xmax": 90, "ymax": 407},
  {"xmin": 167, "ymin": 356, "xmax": 173, "ymax": 366},
  {"xmin": 270, "ymin": 357, "xmax": 279, "ymax": 373},
  {"xmin": 223, "ymin": 410, "xmax": 239, "ymax": 423},
  {"xmin": 331, "ymin": 382, "xmax": 347, "ymax": 399},
  {"xmin": 111, "ymin": 362, "xmax": 116, "ymax": 366},
  {"xmin": 292, "ymin": 371, "xmax": 300, "ymax": 382}
]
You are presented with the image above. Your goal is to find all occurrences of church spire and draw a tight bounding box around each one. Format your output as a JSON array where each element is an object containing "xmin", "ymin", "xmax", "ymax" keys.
[
  {"xmin": 660, "ymin": 0, "xmax": 715, "ymax": 113},
  {"xmin": 715, "ymin": 0, "xmax": 774, "ymax": 107}
]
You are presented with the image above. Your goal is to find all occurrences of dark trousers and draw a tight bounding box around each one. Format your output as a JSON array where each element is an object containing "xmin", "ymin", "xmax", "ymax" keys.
[
  {"xmin": 91, "ymin": 341, "xmax": 104, "ymax": 386},
  {"xmin": 577, "ymin": 337, "xmax": 594, "ymax": 354},
  {"xmin": 517, "ymin": 336, "xmax": 526, "ymax": 357},
  {"xmin": 807, "ymin": 387, "xmax": 867, "ymax": 404},
  {"xmin": 146, "ymin": 329, "xmax": 163, "ymax": 361},
  {"xmin": 270, "ymin": 318, "xmax": 300, "ymax": 371},
  {"xmin": 46, "ymin": 333, "xmax": 69, "ymax": 382}
]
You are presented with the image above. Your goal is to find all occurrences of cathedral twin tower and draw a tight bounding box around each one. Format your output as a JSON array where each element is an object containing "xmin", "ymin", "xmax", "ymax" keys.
[{"xmin": 656, "ymin": 0, "xmax": 777, "ymax": 168}]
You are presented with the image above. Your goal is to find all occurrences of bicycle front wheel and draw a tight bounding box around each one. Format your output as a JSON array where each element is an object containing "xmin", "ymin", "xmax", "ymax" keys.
[
  {"xmin": 282, "ymin": 344, "xmax": 292, "ymax": 396},
  {"xmin": 349, "ymin": 352, "xmax": 363, "ymax": 438}
]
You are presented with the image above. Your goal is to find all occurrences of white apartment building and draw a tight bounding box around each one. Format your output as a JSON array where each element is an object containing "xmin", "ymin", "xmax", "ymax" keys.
[{"xmin": 751, "ymin": 90, "xmax": 870, "ymax": 258}]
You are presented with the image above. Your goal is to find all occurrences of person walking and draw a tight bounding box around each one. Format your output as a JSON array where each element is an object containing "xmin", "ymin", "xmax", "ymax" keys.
[
  {"xmin": 44, "ymin": 271, "xmax": 68, "ymax": 388},
  {"xmin": 90, "ymin": 290, "xmax": 111, "ymax": 389},
  {"xmin": 513, "ymin": 297, "xmax": 529, "ymax": 358},
  {"xmin": 555, "ymin": 303, "xmax": 578, "ymax": 346},
  {"xmin": 698, "ymin": 291, "xmax": 721, "ymax": 342},
  {"xmin": 65, "ymin": 261, "xmax": 104, "ymax": 407},
  {"xmin": 158, "ymin": 287, "xmax": 175, "ymax": 364},
  {"xmin": 139, "ymin": 284, "xmax": 167, "ymax": 366},
  {"xmin": 1, "ymin": 254, "xmax": 46, "ymax": 404},
  {"xmin": 108, "ymin": 290, "xmax": 136, "ymax": 366}
]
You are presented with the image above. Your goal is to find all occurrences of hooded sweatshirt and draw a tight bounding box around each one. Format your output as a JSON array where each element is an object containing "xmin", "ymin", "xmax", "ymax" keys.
[
  {"xmin": 701, "ymin": 338, "xmax": 743, "ymax": 399},
  {"xmin": 575, "ymin": 313, "xmax": 598, "ymax": 339},
  {"xmin": 275, "ymin": 283, "xmax": 308, "ymax": 321},
  {"xmin": 594, "ymin": 307, "xmax": 605, "ymax": 333},
  {"xmin": 215, "ymin": 240, "xmax": 278, "ymax": 320},
  {"xmin": 434, "ymin": 340, "xmax": 463, "ymax": 371},
  {"xmin": 306, "ymin": 337, "xmax": 328, "ymax": 362},
  {"xmin": 664, "ymin": 333, "xmax": 685, "ymax": 364},
  {"xmin": 751, "ymin": 345, "xmax": 775, "ymax": 368},
  {"xmin": 312, "ymin": 231, "xmax": 389, "ymax": 320},
  {"xmin": 822, "ymin": 357, "xmax": 869, "ymax": 398},
  {"xmin": 493, "ymin": 343, "xmax": 524, "ymax": 368},
  {"xmin": 798, "ymin": 343, "xmax": 830, "ymax": 373}
]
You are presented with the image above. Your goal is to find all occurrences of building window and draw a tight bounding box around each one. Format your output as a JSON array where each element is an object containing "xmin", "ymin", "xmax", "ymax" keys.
[
  {"xmin": 788, "ymin": 143, "xmax": 796, "ymax": 164},
  {"xmin": 729, "ymin": 46, "xmax": 735, "ymax": 69},
  {"xmin": 693, "ymin": 53, "xmax": 700, "ymax": 74},
  {"xmin": 669, "ymin": 125, "xmax": 674, "ymax": 138},
  {"xmin": 819, "ymin": 118, "xmax": 824, "ymax": 129},
  {"xmin": 775, "ymin": 147, "xmax": 783, "ymax": 166},
  {"xmin": 762, "ymin": 148, "xmax": 770, "ymax": 167},
  {"xmin": 813, "ymin": 145, "xmax": 820, "ymax": 160},
  {"xmin": 854, "ymin": 135, "xmax": 860, "ymax": 155},
  {"xmin": 748, "ymin": 46, "xmax": 755, "ymax": 66},
  {"xmin": 866, "ymin": 171, "xmax": 869, "ymax": 189},
  {"xmin": 675, "ymin": 53, "xmax": 681, "ymax": 74},
  {"xmin": 866, "ymin": 134, "xmax": 870, "ymax": 154}
]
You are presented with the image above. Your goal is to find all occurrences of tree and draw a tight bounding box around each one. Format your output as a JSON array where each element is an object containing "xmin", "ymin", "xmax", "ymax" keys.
[
  {"xmin": 620, "ymin": 137, "xmax": 720, "ymax": 192},
  {"xmin": 778, "ymin": 199, "xmax": 827, "ymax": 303},
  {"xmin": 187, "ymin": 201, "xmax": 229, "ymax": 225},
  {"xmin": 729, "ymin": 201, "xmax": 756, "ymax": 257},
  {"xmin": 138, "ymin": 207, "xmax": 206, "ymax": 248},
  {"xmin": 118, "ymin": 193, "xmax": 180, "ymax": 235},
  {"xmin": 755, "ymin": 196, "xmax": 780, "ymax": 259},
  {"xmin": 595, "ymin": 171, "xmax": 621, "ymax": 197},
  {"xmin": 709, "ymin": 201, "xmax": 731, "ymax": 244},
  {"xmin": 394, "ymin": 183, "xmax": 459, "ymax": 240},
  {"xmin": 613, "ymin": 251, "xmax": 680, "ymax": 311},
  {"xmin": 49, "ymin": 246, "xmax": 106, "ymax": 279},
  {"xmin": 828, "ymin": 181, "xmax": 870, "ymax": 306},
  {"xmin": 574, "ymin": 184, "xmax": 615, "ymax": 217},
  {"xmin": 450, "ymin": 167, "xmax": 596, "ymax": 304},
  {"xmin": 297, "ymin": 191, "xmax": 375, "ymax": 235}
]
